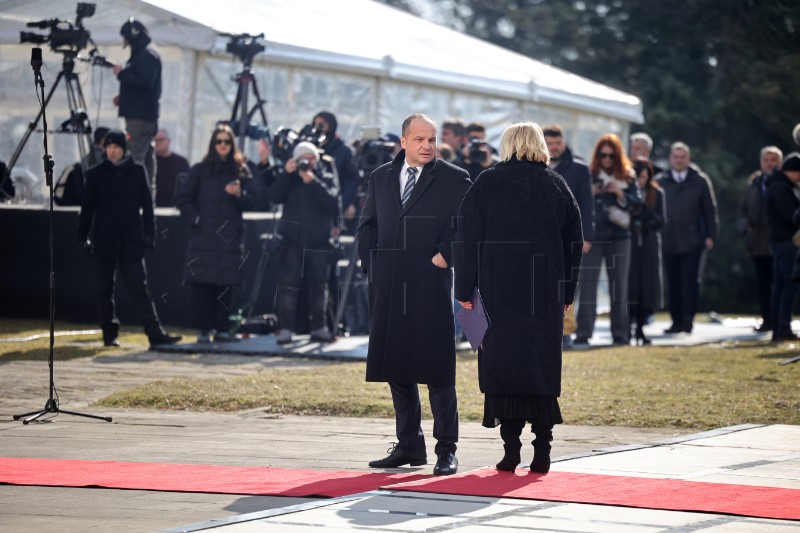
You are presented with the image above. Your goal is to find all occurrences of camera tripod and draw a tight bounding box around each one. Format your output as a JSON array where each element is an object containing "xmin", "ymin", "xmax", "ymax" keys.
[
  {"xmin": 226, "ymin": 37, "xmax": 269, "ymax": 150},
  {"xmin": 13, "ymin": 48, "xmax": 110, "ymax": 425}
]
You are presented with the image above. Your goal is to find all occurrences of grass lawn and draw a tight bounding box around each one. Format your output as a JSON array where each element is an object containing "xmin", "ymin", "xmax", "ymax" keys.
[{"xmin": 2, "ymin": 319, "xmax": 798, "ymax": 430}]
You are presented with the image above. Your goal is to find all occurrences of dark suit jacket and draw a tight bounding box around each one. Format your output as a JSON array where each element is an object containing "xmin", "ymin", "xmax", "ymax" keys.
[
  {"xmin": 77, "ymin": 157, "xmax": 154, "ymax": 260},
  {"xmin": 358, "ymin": 150, "xmax": 470, "ymax": 386}
]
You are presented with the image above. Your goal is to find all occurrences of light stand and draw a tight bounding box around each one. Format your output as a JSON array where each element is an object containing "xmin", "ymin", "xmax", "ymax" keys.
[{"xmin": 13, "ymin": 47, "xmax": 111, "ymax": 425}]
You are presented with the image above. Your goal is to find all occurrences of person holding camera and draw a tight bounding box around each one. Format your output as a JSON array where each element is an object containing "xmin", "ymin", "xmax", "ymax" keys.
[
  {"xmin": 77, "ymin": 130, "xmax": 181, "ymax": 348},
  {"xmin": 176, "ymin": 124, "xmax": 256, "ymax": 343},
  {"xmin": 574, "ymin": 133, "xmax": 641, "ymax": 346},
  {"xmin": 312, "ymin": 111, "xmax": 360, "ymax": 227},
  {"xmin": 112, "ymin": 18, "xmax": 161, "ymax": 197},
  {"xmin": 269, "ymin": 141, "xmax": 340, "ymax": 344}
]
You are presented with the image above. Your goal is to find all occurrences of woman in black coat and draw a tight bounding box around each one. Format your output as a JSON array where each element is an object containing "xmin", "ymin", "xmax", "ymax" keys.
[
  {"xmin": 628, "ymin": 160, "xmax": 666, "ymax": 345},
  {"xmin": 176, "ymin": 124, "xmax": 256, "ymax": 343},
  {"xmin": 454, "ymin": 122, "xmax": 583, "ymax": 474}
]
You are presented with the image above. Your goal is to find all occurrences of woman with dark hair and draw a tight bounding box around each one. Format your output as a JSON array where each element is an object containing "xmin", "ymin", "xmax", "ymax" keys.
[
  {"xmin": 574, "ymin": 133, "xmax": 641, "ymax": 346},
  {"xmin": 628, "ymin": 159, "xmax": 666, "ymax": 345},
  {"xmin": 176, "ymin": 124, "xmax": 256, "ymax": 343},
  {"xmin": 454, "ymin": 122, "xmax": 583, "ymax": 474}
]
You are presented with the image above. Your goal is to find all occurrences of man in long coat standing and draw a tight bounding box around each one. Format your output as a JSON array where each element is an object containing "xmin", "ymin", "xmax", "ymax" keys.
[{"xmin": 358, "ymin": 113, "xmax": 471, "ymax": 475}]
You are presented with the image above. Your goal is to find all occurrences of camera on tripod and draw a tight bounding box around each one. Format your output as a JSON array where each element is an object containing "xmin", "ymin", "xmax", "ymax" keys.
[
  {"xmin": 356, "ymin": 127, "xmax": 395, "ymax": 174},
  {"xmin": 222, "ymin": 32, "xmax": 266, "ymax": 66},
  {"xmin": 20, "ymin": 2, "xmax": 96, "ymax": 55}
]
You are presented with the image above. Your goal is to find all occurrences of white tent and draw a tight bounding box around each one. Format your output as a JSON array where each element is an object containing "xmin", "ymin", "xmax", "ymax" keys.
[{"xmin": 0, "ymin": 0, "xmax": 642, "ymax": 199}]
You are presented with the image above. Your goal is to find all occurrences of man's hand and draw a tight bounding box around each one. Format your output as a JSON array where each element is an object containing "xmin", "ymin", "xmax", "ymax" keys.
[
  {"xmin": 705, "ymin": 238, "xmax": 714, "ymax": 251},
  {"xmin": 432, "ymin": 252, "xmax": 448, "ymax": 268},
  {"xmin": 112, "ymin": 64, "xmax": 122, "ymax": 76},
  {"xmin": 583, "ymin": 241, "xmax": 592, "ymax": 254},
  {"xmin": 458, "ymin": 300, "xmax": 473, "ymax": 310}
]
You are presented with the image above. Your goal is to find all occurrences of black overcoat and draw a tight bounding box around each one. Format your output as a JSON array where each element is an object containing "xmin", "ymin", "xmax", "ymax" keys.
[
  {"xmin": 453, "ymin": 159, "xmax": 583, "ymax": 397},
  {"xmin": 628, "ymin": 187, "xmax": 666, "ymax": 311},
  {"xmin": 176, "ymin": 160, "xmax": 255, "ymax": 287},
  {"xmin": 77, "ymin": 157, "xmax": 154, "ymax": 260},
  {"xmin": 358, "ymin": 151, "xmax": 471, "ymax": 386}
]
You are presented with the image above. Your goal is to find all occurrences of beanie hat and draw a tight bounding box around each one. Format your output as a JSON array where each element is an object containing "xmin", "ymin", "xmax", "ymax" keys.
[
  {"xmin": 120, "ymin": 18, "xmax": 148, "ymax": 43},
  {"xmin": 103, "ymin": 129, "xmax": 128, "ymax": 150},
  {"xmin": 783, "ymin": 152, "xmax": 800, "ymax": 172},
  {"xmin": 293, "ymin": 141, "xmax": 319, "ymax": 160},
  {"xmin": 313, "ymin": 111, "xmax": 338, "ymax": 138}
]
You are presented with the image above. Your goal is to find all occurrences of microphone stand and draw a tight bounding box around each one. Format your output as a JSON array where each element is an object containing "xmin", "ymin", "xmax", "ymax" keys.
[{"xmin": 14, "ymin": 47, "xmax": 112, "ymax": 425}]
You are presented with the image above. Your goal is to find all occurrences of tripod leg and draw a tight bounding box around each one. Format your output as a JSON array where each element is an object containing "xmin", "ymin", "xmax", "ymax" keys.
[
  {"xmin": 58, "ymin": 410, "xmax": 113, "ymax": 423},
  {"xmin": 333, "ymin": 243, "xmax": 360, "ymax": 333}
]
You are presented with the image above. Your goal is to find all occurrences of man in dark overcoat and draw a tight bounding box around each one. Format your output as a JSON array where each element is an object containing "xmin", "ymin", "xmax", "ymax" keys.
[
  {"xmin": 77, "ymin": 130, "xmax": 180, "ymax": 348},
  {"xmin": 358, "ymin": 113, "xmax": 471, "ymax": 476}
]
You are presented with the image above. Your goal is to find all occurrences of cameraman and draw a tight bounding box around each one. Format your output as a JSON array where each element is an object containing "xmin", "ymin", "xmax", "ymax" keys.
[
  {"xmin": 269, "ymin": 142, "xmax": 340, "ymax": 344},
  {"xmin": 460, "ymin": 136, "xmax": 498, "ymax": 180},
  {"xmin": 312, "ymin": 111, "xmax": 360, "ymax": 226},
  {"xmin": 112, "ymin": 18, "xmax": 161, "ymax": 198}
]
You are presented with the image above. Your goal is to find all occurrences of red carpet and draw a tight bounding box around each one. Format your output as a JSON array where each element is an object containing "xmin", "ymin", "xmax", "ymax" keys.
[
  {"xmin": 384, "ymin": 467, "xmax": 799, "ymax": 520},
  {"xmin": 0, "ymin": 457, "xmax": 426, "ymax": 498}
]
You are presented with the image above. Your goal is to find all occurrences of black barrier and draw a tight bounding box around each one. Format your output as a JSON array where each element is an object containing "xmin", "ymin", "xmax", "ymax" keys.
[{"xmin": 0, "ymin": 205, "xmax": 279, "ymax": 328}]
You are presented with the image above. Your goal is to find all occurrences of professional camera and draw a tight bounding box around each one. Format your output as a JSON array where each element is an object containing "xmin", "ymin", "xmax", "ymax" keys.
[
  {"xmin": 297, "ymin": 123, "xmax": 327, "ymax": 147},
  {"xmin": 297, "ymin": 159, "xmax": 311, "ymax": 173},
  {"xmin": 356, "ymin": 127, "xmax": 395, "ymax": 174},
  {"xmin": 228, "ymin": 120, "xmax": 270, "ymax": 141},
  {"xmin": 221, "ymin": 32, "xmax": 265, "ymax": 66},
  {"xmin": 20, "ymin": 2, "xmax": 96, "ymax": 54},
  {"xmin": 270, "ymin": 124, "xmax": 326, "ymax": 166},
  {"xmin": 467, "ymin": 136, "xmax": 489, "ymax": 164}
]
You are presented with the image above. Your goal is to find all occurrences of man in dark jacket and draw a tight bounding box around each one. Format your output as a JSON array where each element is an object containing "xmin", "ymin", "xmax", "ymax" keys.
[
  {"xmin": 312, "ymin": 111, "xmax": 359, "ymax": 230},
  {"xmin": 269, "ymin": 141, "xmax": 340, "ymax": 344},
  {"xmin": 657, "ymin": 142, "xmax": 718, "ymax": 334},
  {"xmin": 358, "ymin": 113, "xmax": 471, "ymax": 476},
  {"xmin": 112, "ymin": 18, "xmax": 161, "ymax": 196},
  {"xmin": 77, "ymin": 130, "xmax": 180, "ymax": 348},
  {"xmin": 543, "ymin": 125, "xmax": 593, "ymax": 348},
  {"xmin": 739, "ymin": 146, "xmax": 782, "ymax": 332},
  {"xmin": 765, "ymin": 152, "xmax": 800, "ymax": 342}
]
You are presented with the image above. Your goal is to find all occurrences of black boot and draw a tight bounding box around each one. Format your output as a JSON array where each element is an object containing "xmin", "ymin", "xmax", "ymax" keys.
[
  {"xmin": 530, "ymin": 425, "xmax": 553, "ymax": 474},
  {"xmin": 496, "ymin": 419, "xmax": 524, "ymax": 472}
]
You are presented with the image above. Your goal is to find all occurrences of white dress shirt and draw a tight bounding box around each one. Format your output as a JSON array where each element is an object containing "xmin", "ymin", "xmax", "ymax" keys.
[{"xmin": 400, "ymin": 161, "xmax": 419, "ymax": 196}]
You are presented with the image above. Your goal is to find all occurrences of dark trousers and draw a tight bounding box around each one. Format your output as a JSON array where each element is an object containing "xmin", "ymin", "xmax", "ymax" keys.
[
  {"xmin": 663, "ymin": 249, "xmax": 703, "ymax": 328},
  {"xmin": 95, "ymin": 256, "xmax": 160, "ymax": 340},
  {"xmin": 769, "ymin": 242, "xmax": 798, "ymax": 336},
  {"xmin": 752, "ymin": 255, "xmax": 773, "ymax": 327},
  {"xmin": 190, "ymin": 283, "xmax": 234, "ymax": 332},
  {"xmin": 576, "ymin": 238, "xmax": 631, "ymax": 341},
  {"xmin": 389, "ymin": 381, "xmax": 458, "ymax": 456},
  {"xmin": 275, "ymin": 243, "xmax": 331, "ymax": 332}
]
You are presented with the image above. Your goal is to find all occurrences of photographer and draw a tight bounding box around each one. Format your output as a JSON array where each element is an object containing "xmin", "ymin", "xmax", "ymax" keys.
[
  {"xmin": 312, "ymin": 111, "xmax": 360, "ymax": 225},
  {"xmin": 269, "ymin": 142, "xmax": 340, "ymax": 344},
  {"xmin": 112, "ymin": 18, "xmax": 161, "ymax": 197},
  {"xmin": 459, "ymin": 125, "xmax": 498, "ymax": 180}
]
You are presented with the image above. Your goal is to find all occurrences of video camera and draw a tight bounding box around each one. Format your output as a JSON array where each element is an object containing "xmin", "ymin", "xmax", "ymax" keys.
[
  {"xmin": 356, "ymin": 127, "xmax": 395, "ymax": 174},
  {"xmin": 20, "ymin": 2, "xmax": 97, "ymax": 55},
  {"xmin": 467, "ymin": 136, "xmax": 490, "ymax": 164},
  {"xmin": 227, "ymin": 120, "xmax": 270, "ymax": 141},
  {"xmin": 271, "ymin": 123, "xmax": 327, "ymax": 165},
  {"xmin": 221, "ymin": 32, "xmax": 266, "ymax": 67}
]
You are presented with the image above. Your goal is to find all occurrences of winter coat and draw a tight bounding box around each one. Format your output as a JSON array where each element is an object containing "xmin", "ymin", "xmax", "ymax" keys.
[
  {"xmin": 765, "ymin": 171, "xmax": 800, "ymax": 243},
  {"xmin": 550, "ymin": 146, "xmax": 595, "ymax": 242},
  {"xmin": 176, "ymin": 159, "xmax": 255, "ymax": 286},
  {"xmin": 268, "ymin": 158, "xmax": 340, "ymax": 248},
  {"xmin": 657, "ymin": 165, "xmax": 718, "ymax": 255},
  {"xmin": 453, "ymin": 158, "xmax": 583, "ymax": 397},
  {"xmin": 591, "ymin": 170, "xmax": 642, "ymax": 241},
  {"xmin": 117, "ymin": 34, "xmax": 161, "ymax": 121},
  {"xmin": 358, "ymin": 150, "xmax": 471, "ymax": 386},
  {"xmin": 628, "ymin": 186, "xmax": 666, "ymax": 311},
  {"xmin": 77, "ymin": 157, "xmax": 154, "ymax": 260},
  {"xmin": 739, "ymin": 171, "xmax": 772, "ymax": 257}
]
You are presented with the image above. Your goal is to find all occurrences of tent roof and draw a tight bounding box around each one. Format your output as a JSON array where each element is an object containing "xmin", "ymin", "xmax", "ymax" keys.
[{"xmin": 0, "ymin": 0, "xmax": 642, "ymax": 122}]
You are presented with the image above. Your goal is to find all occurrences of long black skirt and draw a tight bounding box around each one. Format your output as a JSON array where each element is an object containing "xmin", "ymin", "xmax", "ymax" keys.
[{"xmin": 482, "ymin": 394, "xmax": 563, "ymax": 429}]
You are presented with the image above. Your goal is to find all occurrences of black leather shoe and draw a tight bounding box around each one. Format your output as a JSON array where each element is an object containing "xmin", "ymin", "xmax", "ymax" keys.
[
  {"xmin": 148, "ymin": 332, "xmax": 182, "ymax": 346},
  {"xmin": 433, "ymin": 452, "xmax": 458, "ymax": 476},
  {"xmin": 663, "ymin": 324, "xmax": 682, "ymax": 334},
  {"xmin": 368, "ymin": 444, "xmax": 427, "ymax": 468},
  {"xmin": 103, "ymin": 338, "xmax": 120, "ymax": 347}
]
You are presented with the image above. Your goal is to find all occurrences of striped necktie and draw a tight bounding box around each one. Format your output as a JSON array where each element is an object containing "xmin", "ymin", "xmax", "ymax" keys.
[{"xmin": 402, "ymin": 167, "xmax": 417, "ymax": 207}]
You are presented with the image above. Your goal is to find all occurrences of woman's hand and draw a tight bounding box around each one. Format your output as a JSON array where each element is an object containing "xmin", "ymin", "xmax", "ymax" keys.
[
  {"xmin": 225, "ymin": 180, "xmax": 241, "ymax": 198},
  {"xmin": 432, "ymin": 252, "xmax": 448, "ymax": 268}
]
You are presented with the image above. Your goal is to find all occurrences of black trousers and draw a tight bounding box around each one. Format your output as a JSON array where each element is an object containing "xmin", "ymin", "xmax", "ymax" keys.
[
  {"xmin": 95, "ymin": 256, "xmax": 161, "ymax": 340},
  {"xmin": 275, "ymin": 243, "xmax": 332, "ymax": 332},
  {"xmin": 189, "ymin": 283, "xmax": 234, "ymax": 332},
  {"xmin": 752, "ymin": 255, "xmax": 773, "ymax": 327},
  {"xmin": 663, "ymin": 249, "xmax": 703, "ymax": 327},
  {"xmin": 389, "ymin": 381, "xmax": 458, "ymax": 456}
]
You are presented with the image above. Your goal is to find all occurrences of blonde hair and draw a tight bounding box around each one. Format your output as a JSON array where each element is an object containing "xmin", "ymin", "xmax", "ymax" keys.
[{"xmin": 499, "ymin": 122, "xmax": 550, "ymax": 164}]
